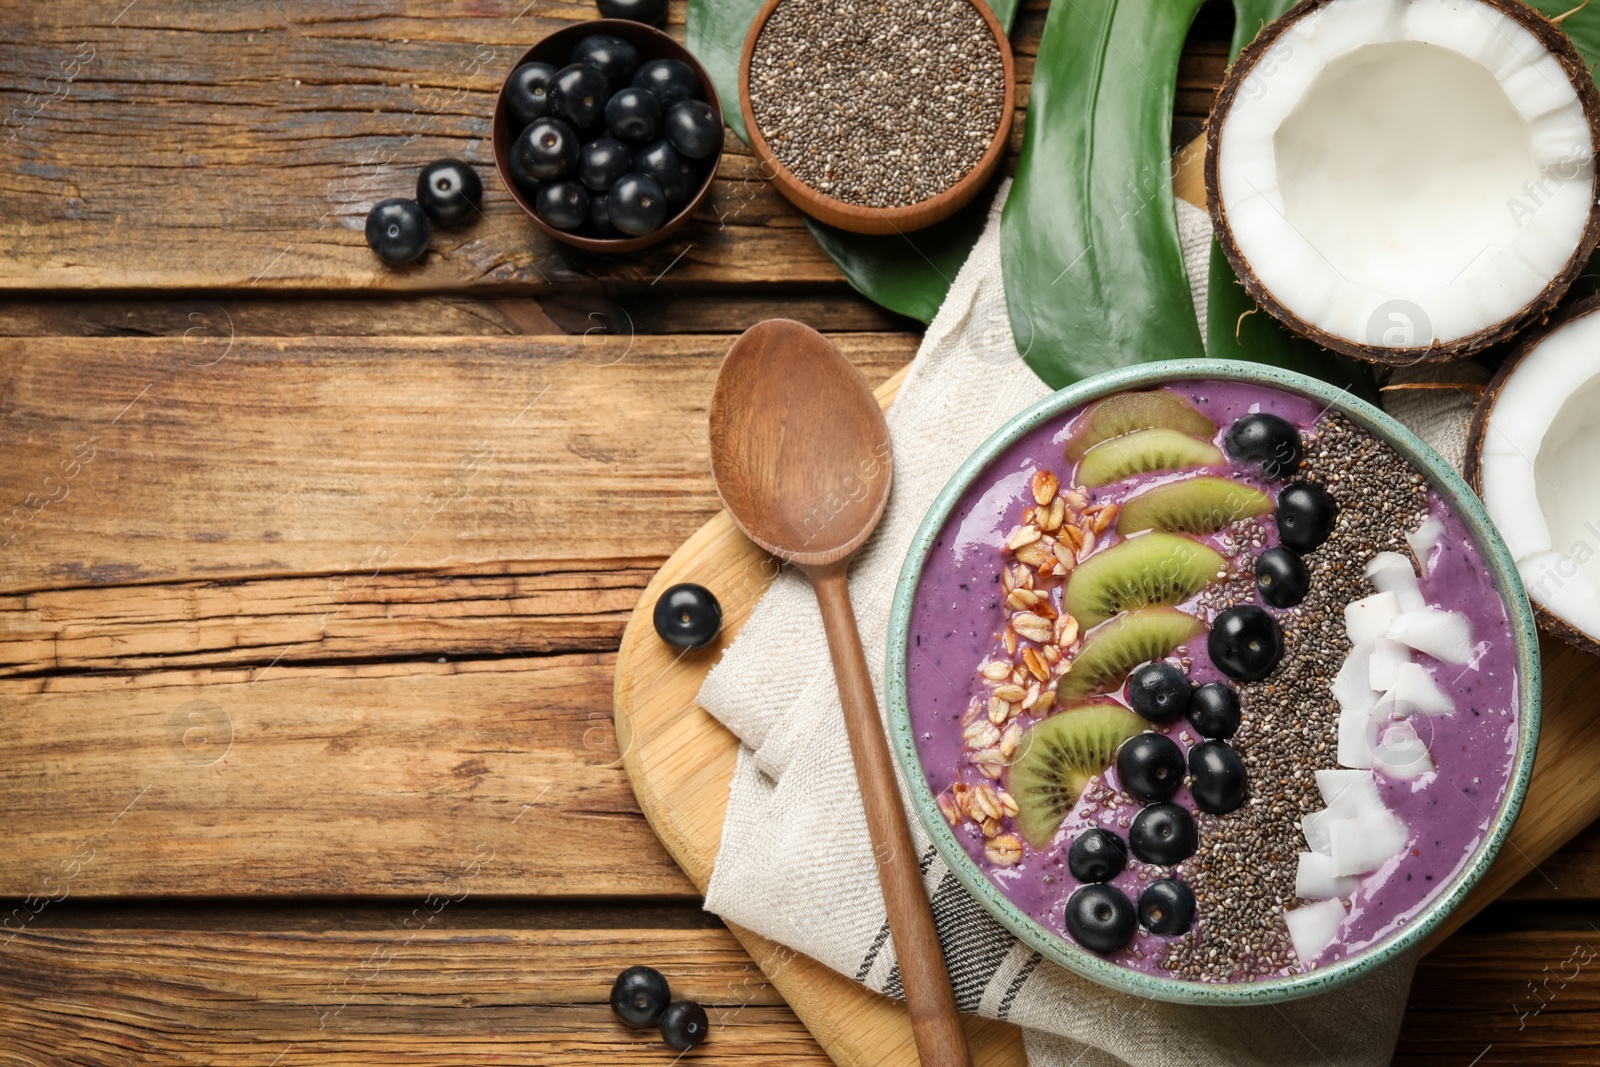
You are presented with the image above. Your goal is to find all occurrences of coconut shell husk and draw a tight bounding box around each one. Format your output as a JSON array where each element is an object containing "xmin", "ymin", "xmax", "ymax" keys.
[
  {"xmin": 1205, "ymin": 0, "xmax": 1600, "ymax": 366},
  {"xmin": 1466, "ymin": 293, "xmax": 1600, "ymax": 658}
]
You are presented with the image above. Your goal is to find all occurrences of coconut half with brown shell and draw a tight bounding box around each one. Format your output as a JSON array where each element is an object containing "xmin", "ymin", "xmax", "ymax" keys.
[
  {"xmin": 1468, "ymin": 295, "xmax": 1600, "ymax": 658},
  {"xmin": 1206, "ymin": 0, "xmax": 1600, "ymax": 364}
]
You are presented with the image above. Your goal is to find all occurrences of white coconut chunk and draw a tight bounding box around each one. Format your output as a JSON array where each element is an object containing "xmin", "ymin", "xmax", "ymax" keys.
[
  {"xmin": 1296, "ymin": 851, "xmax": 1361, "ymax": 900},
  {"xmin": 1284, "ymin": 898, "xmax": 1346, "ymax": 963},
  {"xmin": 1372, "ymin": 719, "xmax": 1437, "ymax": 780},
  {"xmin": 1329, "ymin": 809, "xmax": 1410, "ymax": 877},
  {"xmin": 1212, "ymin": 0, "xmax": 1596, "ymax": 357},
  {"xmin": 1345, "ymin": 593, "xmax": 1402, "ymax": 645},
  {"xmin": 1331, "ymin": 640, "xmax": 1379, "ymax": 715},
  {"xmin": 1364, "ymin": 552, "xmax": 1425, "ymax": 612},
  {"xmin": 1390, "ymin": 661, "xmax": 1454, "ymax": 716},
  {"xmin": 1406, "ymin": 515, "xmax": 1445, "ymax": 577},
  {"xmin": 1368, "ymin": 638, "xmax": 1411, "ymax": 692},
  {"xmin": 1387, "ymin": 607, "xmax": 1474, "ymax": 664},
  {"xmin": 1302, "ymin": 809, "xmax": 1334, "ymax": 857},
  {"xmin": 1315, "ymin": 769, "xmax": 1385, "ymax": 819},
  {"xmin": 1337, "ymin": 700, "xmax": 1375, "ymax": 769}
]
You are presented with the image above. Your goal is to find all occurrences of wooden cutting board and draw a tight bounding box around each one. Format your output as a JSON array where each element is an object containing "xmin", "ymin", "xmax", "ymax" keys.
[{"xmin": 612, "ymin": 147, "xmax": 1600, "ymax": 1067}]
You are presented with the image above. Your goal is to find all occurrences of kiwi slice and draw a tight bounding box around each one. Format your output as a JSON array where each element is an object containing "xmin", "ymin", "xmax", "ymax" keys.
[
  {"xmin": 1059, "ymin": 608, "xmax": 1206, "ymax": 698},
  {"xmin": 1063, "ymin": 392, "xmax": 1217, "ymax": 462},
  {"xmin": 1075, "ymin": 428, "xmax": 1226, "ymax": 488},
  {"xmin": 1116, "ymin": 476, "xmax": 1273, "ymax": 535},
  {"xmin": 1006, "ymin": 703, "xmax": 1145, "ymax": 847},
  {"xmin": 1064, "ymin": 531, "xmax": 1227, "ymax": 627}
]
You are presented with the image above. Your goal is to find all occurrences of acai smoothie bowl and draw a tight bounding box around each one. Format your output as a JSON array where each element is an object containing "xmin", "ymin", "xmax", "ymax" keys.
[{"xmin": 885, "ymin": 360, "xmax": 1540, "ymax": 1005}]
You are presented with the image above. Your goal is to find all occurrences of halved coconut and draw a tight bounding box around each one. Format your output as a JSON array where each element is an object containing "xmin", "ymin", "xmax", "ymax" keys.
[
  {"xmin": 1469, "ymin": 295, "xmax": 1600, "ymax": 656},
  {"xmin": 1206, "ymin": 0, "xmax": 1600, "ymax": 363}
]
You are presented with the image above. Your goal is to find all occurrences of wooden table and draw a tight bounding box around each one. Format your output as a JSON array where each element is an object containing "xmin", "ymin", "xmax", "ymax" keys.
[{"xmin": 1, "ymin": 3, "xmax": 1596, "ymax": 1063}]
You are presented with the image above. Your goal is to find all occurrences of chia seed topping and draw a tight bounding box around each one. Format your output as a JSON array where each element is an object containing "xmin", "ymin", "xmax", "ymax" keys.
[{"xmin": 747, "ymin": 0, "xmax": 1007, "ymax": 208}]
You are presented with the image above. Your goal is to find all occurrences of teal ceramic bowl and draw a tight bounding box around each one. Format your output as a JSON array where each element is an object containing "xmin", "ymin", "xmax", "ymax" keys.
[{"xmin": 885, "ymin": 359, "xmax": 1541, "ymax": 1005}]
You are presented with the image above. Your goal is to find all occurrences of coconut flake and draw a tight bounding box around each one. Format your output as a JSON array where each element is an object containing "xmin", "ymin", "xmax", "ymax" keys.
[
  {"xmin": 1302, "ymin": 809, "xmax": 1334, "ymax": 857},
  {"xmin": 1372, "ymin": 719, "xmax": 1437, "ymax": 780},
  {"xmin": 1390, "ymin": 661, "xmax": 1454, "ymax": 716},
  {"xmin": 1329, "ymin": 809, "xmax": 1409, "ymax": 877},
  {"xmin": 1284, "ymin": 898, "xmax": 1346, "ymax": 962},
  {"xmin": 1296, "ymin": 851, "xmax": 1360, "ymax": 901},
  {"xmin": 1387, "ymin": 607, "xmax": 1474, "ymax": 664},
  {"xmin": 1368, "ymin": 638, "xmax": 1411, "ymax": 692},
  {"xmin": 1365, "ymin": 551, "xmax": 1425, "ymax": 612},
  {"xmin": 1346, "ymin": 592, "xmax": 1402, "ymax": 645},
  {"xmin": 1315, "ymin": 769, "xmax": 1385, "ymax": 819},
  {"xmin": 1407, "ymin": 514, "xmax": 1445, "ymax": 577}
]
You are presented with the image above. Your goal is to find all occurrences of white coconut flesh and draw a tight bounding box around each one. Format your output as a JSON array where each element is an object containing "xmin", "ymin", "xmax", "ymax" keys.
[
  {"xmin": 1216, "ymin": 0, "xmax": 1594, "ymax": 351},
  {"xmin": 1480, "ymin": 306, "xmax": 1600, "ymax": 644}
]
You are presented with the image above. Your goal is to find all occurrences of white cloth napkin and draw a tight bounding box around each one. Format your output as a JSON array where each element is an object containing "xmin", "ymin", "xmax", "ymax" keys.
[{"xmin": 697, "ymin": 184, "xmax": 1467, "ymax": 1066}]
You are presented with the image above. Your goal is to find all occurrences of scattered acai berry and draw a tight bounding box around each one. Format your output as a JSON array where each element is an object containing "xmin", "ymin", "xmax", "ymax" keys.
[
  {"xmin": 505, "ymin": 61, "xmax": 557, "ymax": 127},
  {"xmin": 416, "ymin": 159, "xmax": 483, "ymax": 226},
  {"xmin": 652, "ymin": 583, "xmax": 722, "ymax": 649},
  {"xmin": 633, "ymin": 57, "xmax": 700, "ymax": 105},
  {"xmin": 549, "ymin": 62, "xmax": 612, "ymax": 130},
  {"xmin": 537, "ymin": 179, "xmax": 590, "ymax": 231},
  {"xmin": 1128, "ymin": 802, "xmax": 1197, "ymax": 866},
  {"xmin": 1115, "ymin": 732, "xmax": 1186, "ymax": 804},
  {"xmin": 1276, "ymin": 480, "xmax": 1339, "ymax": 554},
  {"xmin": 663, "ymin": 99, "xmax": 722, "ymax": 160},
  {"xmin": 365, "ymin": 198, "xmax": 430, "ymax": 265},
  {"xmin": 1065, "ymin": 883, "xmax": 1136, "ymax": 954},
  {"xmin": 1186, "ymin": 682, "xmax": 1241, "ymax": 740},
  {"xmin": 609, "ymin": 172, "xmax": 669, "ymax": 236},
  {"xmin": 1138, "ymin": 879, "xmax": 1196, "ymax": 935},
  {"xmin": 1187, "ymin": 740, "xmax": 1248, "ymax": 815},
  {"xmin": 611, "ymin": 965, "xmax": 671, "ymax": 1027},
  {"xmin": 1224, "ymin": 412, "xmax": 1303, "ymax": 479},
  {"xmin": 1126, "ymin": 661, "xmax": 1190, "ymax": 723},
  {"xmin": 572, "ymin": 33, "xmax": 640, "ymax": 92},
  {"xmin": 1255, "ymin": 545, "xmax": 1310, "ymax": 608},
  {"xmin": 1208, "ymin": 604, "xmax": 1284, "ymax": 682},
  {"xmin": 516, "ymin": 116, "xmax": 581, "ymax": 181},
  {"xmin": 659, "ymin": 999, "xmax": 710, "ymax": 1052},
  {"xmin": 598, "ymin": 0, "xmax": 668, "ymax": 24},
  {"xmin": 1067, "ymin": 828, "xmax": 1128, "ymax": 883},
  {"xmin": 605, "ymin": 86, "xmax": 663, "ymax": 145}
]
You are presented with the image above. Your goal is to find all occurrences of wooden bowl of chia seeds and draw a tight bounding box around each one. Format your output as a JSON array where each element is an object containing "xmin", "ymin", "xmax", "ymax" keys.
[{"xmin": 739, "ymin": 0, "xmax": 1015, "ymax": 235}]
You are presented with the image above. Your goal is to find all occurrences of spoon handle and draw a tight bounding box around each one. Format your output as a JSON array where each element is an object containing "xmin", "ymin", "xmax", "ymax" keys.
[{"xmin": 810, "ymin": 569, "xmax": 973, "ymax": 1067}]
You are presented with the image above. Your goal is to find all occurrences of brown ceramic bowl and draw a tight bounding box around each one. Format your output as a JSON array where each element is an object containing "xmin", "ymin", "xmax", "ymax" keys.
[
  {"xmin": 492, "ymin": 20, "xmax": 723, "ymax": 253},
  {"xmin": 738, "ymin": 0, "xmax": 1014, "ymax": 235}
]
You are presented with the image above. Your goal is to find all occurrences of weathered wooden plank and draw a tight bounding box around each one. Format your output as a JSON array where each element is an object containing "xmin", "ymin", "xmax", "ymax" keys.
[
  {"xmin": 0, "ymin": 334, "xmax": 916, "ymax": 595},
  {"xmin": 0, "ymin": 655, "xmax": 698, "ymax": 898}
]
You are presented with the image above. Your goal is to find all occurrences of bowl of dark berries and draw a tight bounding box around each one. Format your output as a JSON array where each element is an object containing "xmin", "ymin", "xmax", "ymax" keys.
[
  {"xmin": 885, "ymin": 360, "xmax": 1541, "ymax": 1004},
  {"xmin": 492, "ymin": 19, "xmax": 723, "ymax": 252}
]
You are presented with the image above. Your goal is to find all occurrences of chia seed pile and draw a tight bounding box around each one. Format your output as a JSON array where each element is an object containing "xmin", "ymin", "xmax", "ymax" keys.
[
  {"xmin": 746, "ymin": 0, "xmax": 1006, "ymax": 208},
  {"xmin": 1161, "ymin": 414, "xmax": 1429, "ymax": 982}
]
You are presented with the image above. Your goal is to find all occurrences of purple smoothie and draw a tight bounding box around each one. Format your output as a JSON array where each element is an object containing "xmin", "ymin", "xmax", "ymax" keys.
[{"xmin": 906, "ymin": 379, "xmax": 1520, "ymax": 981}]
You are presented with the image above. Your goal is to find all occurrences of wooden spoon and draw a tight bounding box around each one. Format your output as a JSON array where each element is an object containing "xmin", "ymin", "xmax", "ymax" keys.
[{"xmin": 708, "ymin": 319, "xmax": 972, "ymax": 1067}]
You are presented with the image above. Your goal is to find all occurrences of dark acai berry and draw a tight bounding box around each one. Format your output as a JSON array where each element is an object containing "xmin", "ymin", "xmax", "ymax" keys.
[
  {"xmin": 634, "ymin": 138, "xmax": 698, "ymax": 209},
  {"xmin": 1065, "ymin": 883, "xmax": 1136, "ymax": 954},
  {"xmin": 1067, "ymin": 828, "xmax": 1128, "ymax": 883},
  {"xmin": 1138, "ymin": 879, "xmax": 1197, "ymax": 935},
  {"xmin": 515, "ymin": 117, "xmax": 580, "ymax": 180},
  {"xmin": 1187, "ymin": 682, "xmax": 1241, "ymax": 740},
  {"xmin": 1128, "ymin": 803, "xmax": 1198, "ymax": 866},
  {"xmin": 588, "ymin": 192, "xmax": 620, "ymax": 237},
  {"xmin": 571, "ymin": 33, "xmax": 640, "ymax": 92},
  {"xmin": 548, "ymin": 62, "xmax": 612, "ymax": 130},
  {"xmin": 1256, "ymin": 545, "xmax": 1310, "ymax": 608},
  {"xmin": 364, "ymin": 198, "xmax": 430, "ymax": 265},
  {"xmin": 536, "ymin": 179, "xmax": 590, "ymax": 231},
  {"xmin": 609, "ymin": 171, "xmax": 669, "ymax": 236},
  {"xmin": 605, "ymin": 86, "xmax": 663, "ymax": 145},
  {"xmin": 1208, "ymin": 604, "xmax": 1284, "ymax": 682},
  {"xmin": 633, "ymin": 58, "xmax": 700, "ymax": 106},
  {"xmin": 1126, "ymin": 661, "xmax": 1190, "ymax": 723},
  {"xmin": 598, "ymin": 0, "xmax": 668, "ymax": 24},
  {"xmin": 1224, "ymin": 412, "xmax": 1303, "ymax": 479},
  {"xmin": 610, "ymin": 965, "xmax": 671, "ymax": 1027},
  {"xmin": 652, "ymin": 582, "xmax": 721, "ymax": 649},
  {"xmin": 504, "ymin": 61, "xmax": 557, "ymax": 127},
  {"xmin": 579, "ymin": 136, "xmax": 634, "ymax": 191},
  {"xmin": 663, "ymin": 98, "xmax": 722, "ymax": 160},
  {"xmin": 416, "ymin": 158, "xmax": 482, "ymax": 227},
  {"xmin": 1188, "ymin": 740, "xmax": 1248, "ymax": 814},
  {"xmin": 659, "ymin": 1000, "xmax": 710, "ymax": 1052},
  {"xmin": 1276, "ymin": 480, "xmax": 1339, "ymax": 554},
  {"xmin": 1115, "ymin": 732, "xmax": 1186, "ymax": 804}
]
